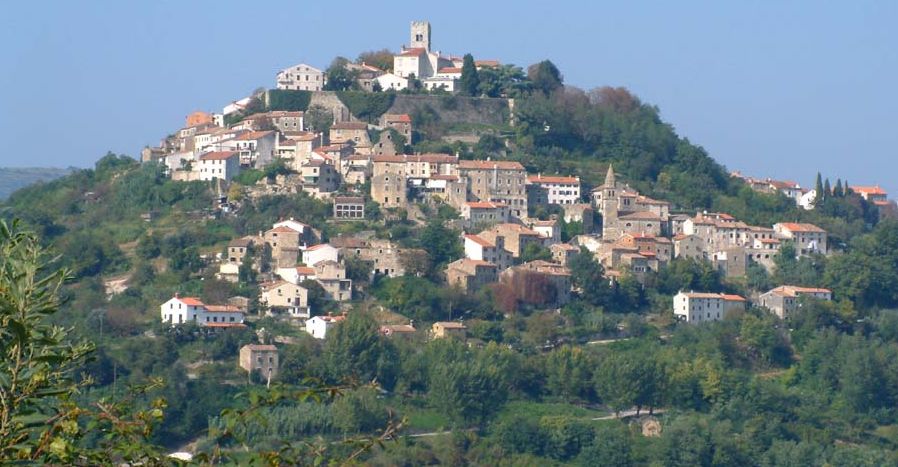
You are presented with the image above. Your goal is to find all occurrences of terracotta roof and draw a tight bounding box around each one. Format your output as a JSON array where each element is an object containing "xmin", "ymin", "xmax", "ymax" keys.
[
  {"xmin": 448, "ymin": 258, "xmax": 496, "ymax": 269},
  {"xmin": 399, "ymin": 47, "xmax": 426, "ymax": 57},
  {"xmin": 458, "ymin": 160, "xmax": 525, "ymax": 171},
  {"xmin": 527, "ymin": 175, "xmax": 579, "ymax": 184},
  {"xmin": 372, "ymin": 155, "xmax": 406, "ymax": 163},
  {"xmin": 464, "ymin": 234, "xmax": 494, "ymax": 248},
  {"xmin": 768, "ymin": 285, "xmax": 832, "ymax": 297},
  {"xmin": 466, "ymin": 201, "xmax": 506, "ymax": 209},
  {"xmin": 229, "ymin": 237, "xmax": 254, "ymax": 247},
  {"xmin": 434, "ymin": 321, "xmax": 466, "ymax": 329},
  {"xmin": 177, "ymin": 297, "xmax": 205, "ymax": 306},
  {"xmin": 873, "ymin": 200, "xmax": 892, "ymax": 207},
  {"xmin": 776, "ymin": 222, "xmax": 826, "ymax": 233},
  {"xmin": 721, "ymin": 294, "xmax": 747, "ymax": 302},
  {"xmin": 267, "ymin": 226, "xmax": 298, "ymax": 234},
  {"xmin": 234, "ymin": 130, "xmax": 275, "ymax": 141},
  {"xmin": 492, "ymin": 223, "xmax": 540, "ymax": 236},
  {"xmin": 305, "ymin": 244, "xmax": 334, "ymax": 251},
  {"xmin": 430, "ymin": 174, "xmax": 459, "ymax": 181},
  {"xmin": 475, "ymin": 60, "xmax": 500, "ymax": 67},
  {"xmin": 438, "ymin": 67, "xmax": 462, "ymax": 74},
  {"xmin": 198, "ymin": 151, "xmax": 238, "ymax": 161},
  {"xmin": 295, "ymin": 266, "xmax": 316, "ymax": 275},
  {"xmin": 205, "ymin": 305, "xmax": 244, "ymax": 313},
  {"xmin": 384, "ymin": 114, "xmax": 412, "ymax": 123},
  {"xmin": 314, "ymin": 314, "xmax": 347, "ymax": 323},
  {"xmin": 850, "ymin": 185, "xmax": 887, "ymax": 196}
]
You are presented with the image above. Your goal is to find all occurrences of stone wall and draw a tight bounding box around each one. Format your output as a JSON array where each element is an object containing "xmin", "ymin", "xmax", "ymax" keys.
[
  {"xmin": 386, "ymin": 95, "xmax": 510, "ymax": 127},
  {"xmin": 309, "ymin": 91, "xmax": 351, "ymax": 123}
]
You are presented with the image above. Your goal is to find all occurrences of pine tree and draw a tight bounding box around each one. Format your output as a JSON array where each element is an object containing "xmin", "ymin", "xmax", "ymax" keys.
[{"xmin": 459, "ymin": 54, "xmax": 480, "ymax": 97}]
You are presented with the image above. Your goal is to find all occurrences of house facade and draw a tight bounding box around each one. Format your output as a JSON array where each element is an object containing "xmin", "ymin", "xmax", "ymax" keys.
[{"xmin": 276, "ymin": 63, "xmax": 324, "ymax": 91}]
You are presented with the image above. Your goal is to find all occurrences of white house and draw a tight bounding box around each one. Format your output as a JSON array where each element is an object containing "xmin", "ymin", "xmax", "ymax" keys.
[
  {"xmin": 464, "ymin": 234, "xmax": 513, "ymax": 271},
  {"xmin": 215, "ymin": 131, "xmax": 278, "ymax": 168},
  {"xmin": 799, "ymin": 189, "xmax": 817, "ymax": 210},
  {"xmin": 526, "ymin": 175, "xmax": 581, "ymax": 206},
  {"xmin": 160, "ymin": 295, "xmax": 245, "ymax": 327},
  {"xmin": 673, "ymin": 292, "xmax": 746, "ymax": 324},
  {"xmin": 302, "ymin": 243, "xmax": 339, "ymax": 266},
  {"xmin": 305, "ymin": 314, "xmax": 346, "ymax": 339},
  {"xmin": 276, "ymin": 266, "xmax": 317, "ymax": 285},
  {"xmin": 197, "ymin": 151, "xmax": 240, "ymax": 181},
  {"xmin": 461, "ymin": 202, "xmax": 509, "ymax": 229},
  {"xmin": 276, "ymin": 63, "xmax": 324, "ymax": 91},
  {"xmin": 374, "ymin": 73, "xmax": 409, "ymax": 91},
  {"xmin": 223, "ymin": 97, "xmax": 252, "ymax": 116}
]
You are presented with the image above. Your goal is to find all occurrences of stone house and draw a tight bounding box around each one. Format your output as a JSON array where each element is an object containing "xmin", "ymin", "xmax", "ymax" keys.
[
  {"xmin": 239, "ymin": 344, "xmax": 279, "ymax": 380},
  {"xmin": 457, "ymin": 160, "xmax": 528, "ymax": 218},
  {"xmin": 477, "ymin": 223, "xmax": 543, "ymax": 259},
  {"xmin": 329, "ymin": 122, "xmax": 371, "ymax": 148},
  {"xmin": 264, "ymin": 225, "xmax": 303, "ymax": 268},
  {"xmin": 314, "ymin": 261, "xmax": 352, "ymax": 301},
  {"xmin": 773, "ymin": 223, "xmax": 828, "ymax": 255},
  {"xmin": 461, "ymin": 201, "xmax": 509, "ymax": 229},
  {"xmin": 260, "ymin": 280, "xmax": 310, "ymax": 318},
  {"xmin": 381, "ymin": 114, "xmax": 412, "ymax": 140},
  {"xmin": 550, "ymin": 243, "xmax": 580, "ymax": 266},
  {"xmin": 759, "ymin": 285, "xmax": 832, "ymax": 319},
  {"xmin": 276, "ymin": 63, "xmax": 324, "ymax": 91},
  {"xmin": 301, "ymin": 160, "xmax": 340, "ymax": 197},
  {"xmin": 446, "ymin": 259, "xmax": 498, "ymax": 292},
  {"xmin": 371, "ymin": 172, "xmax": 408, "ymax": 208},
  {"xmin": 431, "ymin": 321, "xmax": 467, "ymax": 340}
]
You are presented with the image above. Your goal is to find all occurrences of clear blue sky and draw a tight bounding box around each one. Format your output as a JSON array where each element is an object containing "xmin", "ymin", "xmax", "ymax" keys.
[{"xmin": 1, "ymin": 1, "xmax": 896, "ymax": 193}]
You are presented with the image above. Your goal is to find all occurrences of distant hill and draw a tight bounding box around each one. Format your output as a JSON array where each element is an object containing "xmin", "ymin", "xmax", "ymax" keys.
[{"xmin": 0, "ymin": 167, "xmax": 75, "ymax": 199}]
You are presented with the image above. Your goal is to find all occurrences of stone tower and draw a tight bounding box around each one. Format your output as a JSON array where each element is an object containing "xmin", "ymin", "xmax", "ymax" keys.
[
  {"xmin": 410, "ymin": 21, "xmax": 431, "ymax": 51},
  {"xmin": 601, "ymin": 164, "xmax": 620, "ymax": 240}
]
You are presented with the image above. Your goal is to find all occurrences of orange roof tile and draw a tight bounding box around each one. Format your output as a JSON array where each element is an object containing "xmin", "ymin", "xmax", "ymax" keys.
[
  {"xmin": 776, "ymin": 222, "xmax": 826, "ymax": 233},
  {"xmin": 178, "ymin": 297, "xmax": 205, "ymax": 306},
  {"xmin": 399, "ymin": 47, "xmax": 426, "ymax": 57},
  {"xmin": 851, "ymin": 185, "xmax": 887, "ymax": 196},
  {"xmin": 527, "ymin": 175, "xmax": 579, "ymax": 184},
  {"xmin": 464, "ymin": 234, "xmax": 494, "ymax": 247}
]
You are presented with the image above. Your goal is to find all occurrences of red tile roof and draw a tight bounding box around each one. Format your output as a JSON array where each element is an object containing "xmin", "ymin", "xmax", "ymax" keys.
[
  {"xmin": 384, "ymin": 114, "xmax": 412, "ymax": 123},
  {"xmin": 177, "ymin": 297, "xmax": 205, "ymax": 306},
  {"xmin": 331, "ymin": 121, "xmax": 368, "ymax": 130},
  {"xmin": 776, "ymin": 222, "xmax": 826, "ymax": 233},
  {"xmin": 464, "ymin": 234, "xmax": 494, "ymax": 247},
  {"xmin": 205, "ymin": 305, "xmax": 244, "ymax": 313},
  {"xmin": 851, "ymin": 185, "xmax": 887, "ymax": 196},
  {"xmin": 399, "ymin": 47, "xmax": 426, "ymax": 57},
  {"xmin": 527, "ymin": 175, "xmax": 579, "ymax": 184}
]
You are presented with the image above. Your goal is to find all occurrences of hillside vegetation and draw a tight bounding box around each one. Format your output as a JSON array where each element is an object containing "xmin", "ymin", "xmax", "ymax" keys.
[{"xmin": 4, "ymin": 71, "xmax": 898, "ymax": 464}]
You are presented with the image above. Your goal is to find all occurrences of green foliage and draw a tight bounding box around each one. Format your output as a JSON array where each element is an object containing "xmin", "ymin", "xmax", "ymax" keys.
[
  {"xmin": 265, "ymin": 89, "xmax": 312, "ymax": 111},
  {"xmin": 336, "ymin": 91, "xmax": 396, "ymax": 123},
  {"xmin": 305, "ymin": 104, "xmax": 334, "ymax": 134},
  {"xmin": 519, "ymin": 242, "xmax": 552, "ymax": 263},
  {"xmin": 325, "ymin": 57, "xmax": 359, "ymax": 91},
  {"xmin": 459, "ymin": 54, "xmax": 480, "ymax": 97},
  {"xmin": 527, "ymin": 60, "xmax": 563, "ymax": 96},
  {"xmin": 418, "ymin": 220, "xmax": 463, "ymax": 272},
  {"xmin": 322, "ymin": 311, "xmax": 399, "ymax": 390}
]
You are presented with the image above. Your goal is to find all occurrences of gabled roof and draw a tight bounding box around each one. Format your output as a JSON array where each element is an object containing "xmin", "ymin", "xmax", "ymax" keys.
[
  {"xmin": 383, "ymin": 114, "xmax": 412, "ymax": 123},
  {"xmin": 851, "ymin": 185, "xmax": 887, "ymax": 196},
  {"xmin": 527, "ymin": 174, "xmax": 580, "ymax": 184},
  {"xmin": 776, "ymin": 222, "xmax": 826, "ymax": 233},
  {"xmin": 399, "ymin": 47, "xmax": 427, "ymax": 57},
  {"xmin": 234, "ymin": 130, "xmax": 275, "ymax": 141},
  {"xmin": 305, "ymin": 243, "xmax": 335, "ymax": 251},
  {"xmin": 465, "ymin": 234, "xmax": 495, "ymax": 248},
  {"xmin": 766, "ymin": 285, "xmax": 832, "ymax": 297},
  {"xmin": 176, "ymin": 296, "xmax": 205, "ymax": 306}
]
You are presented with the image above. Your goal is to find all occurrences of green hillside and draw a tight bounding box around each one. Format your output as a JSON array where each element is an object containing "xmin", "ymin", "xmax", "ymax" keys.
[{"xmin": 4, "ymin": 81, "xmax": 898, "ymax": 464}]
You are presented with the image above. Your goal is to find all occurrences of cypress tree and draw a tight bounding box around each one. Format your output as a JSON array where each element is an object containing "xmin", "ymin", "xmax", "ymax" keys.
[
  {"xmin": 459, "ymin": 54, "xmax": 480, "ymax": 97},
  {"xmin": 824, "ymin": 179, "xmax": 832, "ymax": 199},
  {"xmin": 834, "ymin": 179, "xmax": 843, "ymax": 197},
  {"xmin": 815, "ymin": 173, "xmax": 824, "ymax": 197}
]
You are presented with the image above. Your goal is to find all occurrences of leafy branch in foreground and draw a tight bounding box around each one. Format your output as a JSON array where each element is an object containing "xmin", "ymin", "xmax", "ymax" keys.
[{"xmin": 202, "ymin": 378, "xmax": 407, "ymax": 466}]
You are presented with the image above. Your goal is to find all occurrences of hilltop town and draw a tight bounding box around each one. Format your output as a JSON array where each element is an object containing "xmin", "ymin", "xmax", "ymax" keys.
[{"xmin": 6, "ymin": 19, "xmax": 898, "ymax": 466}]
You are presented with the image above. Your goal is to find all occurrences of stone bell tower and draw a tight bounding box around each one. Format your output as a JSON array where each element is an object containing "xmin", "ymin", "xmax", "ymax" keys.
[
  {"xmin": 600, "ymin": 164, "xmax": 621, "ymax": 240},
  {"xmin": 410, "ymin": 21, "xmax": 431, "ymax": 51}
]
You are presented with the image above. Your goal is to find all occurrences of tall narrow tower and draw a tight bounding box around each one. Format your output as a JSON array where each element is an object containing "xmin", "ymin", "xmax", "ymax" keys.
[
  {"xmin": 601, "ymin": 164, "xmax": 620, "ymax": 240},
  {"xmin": 410, "ymin": 21, "xmax": 431, "ymax": 51}
]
